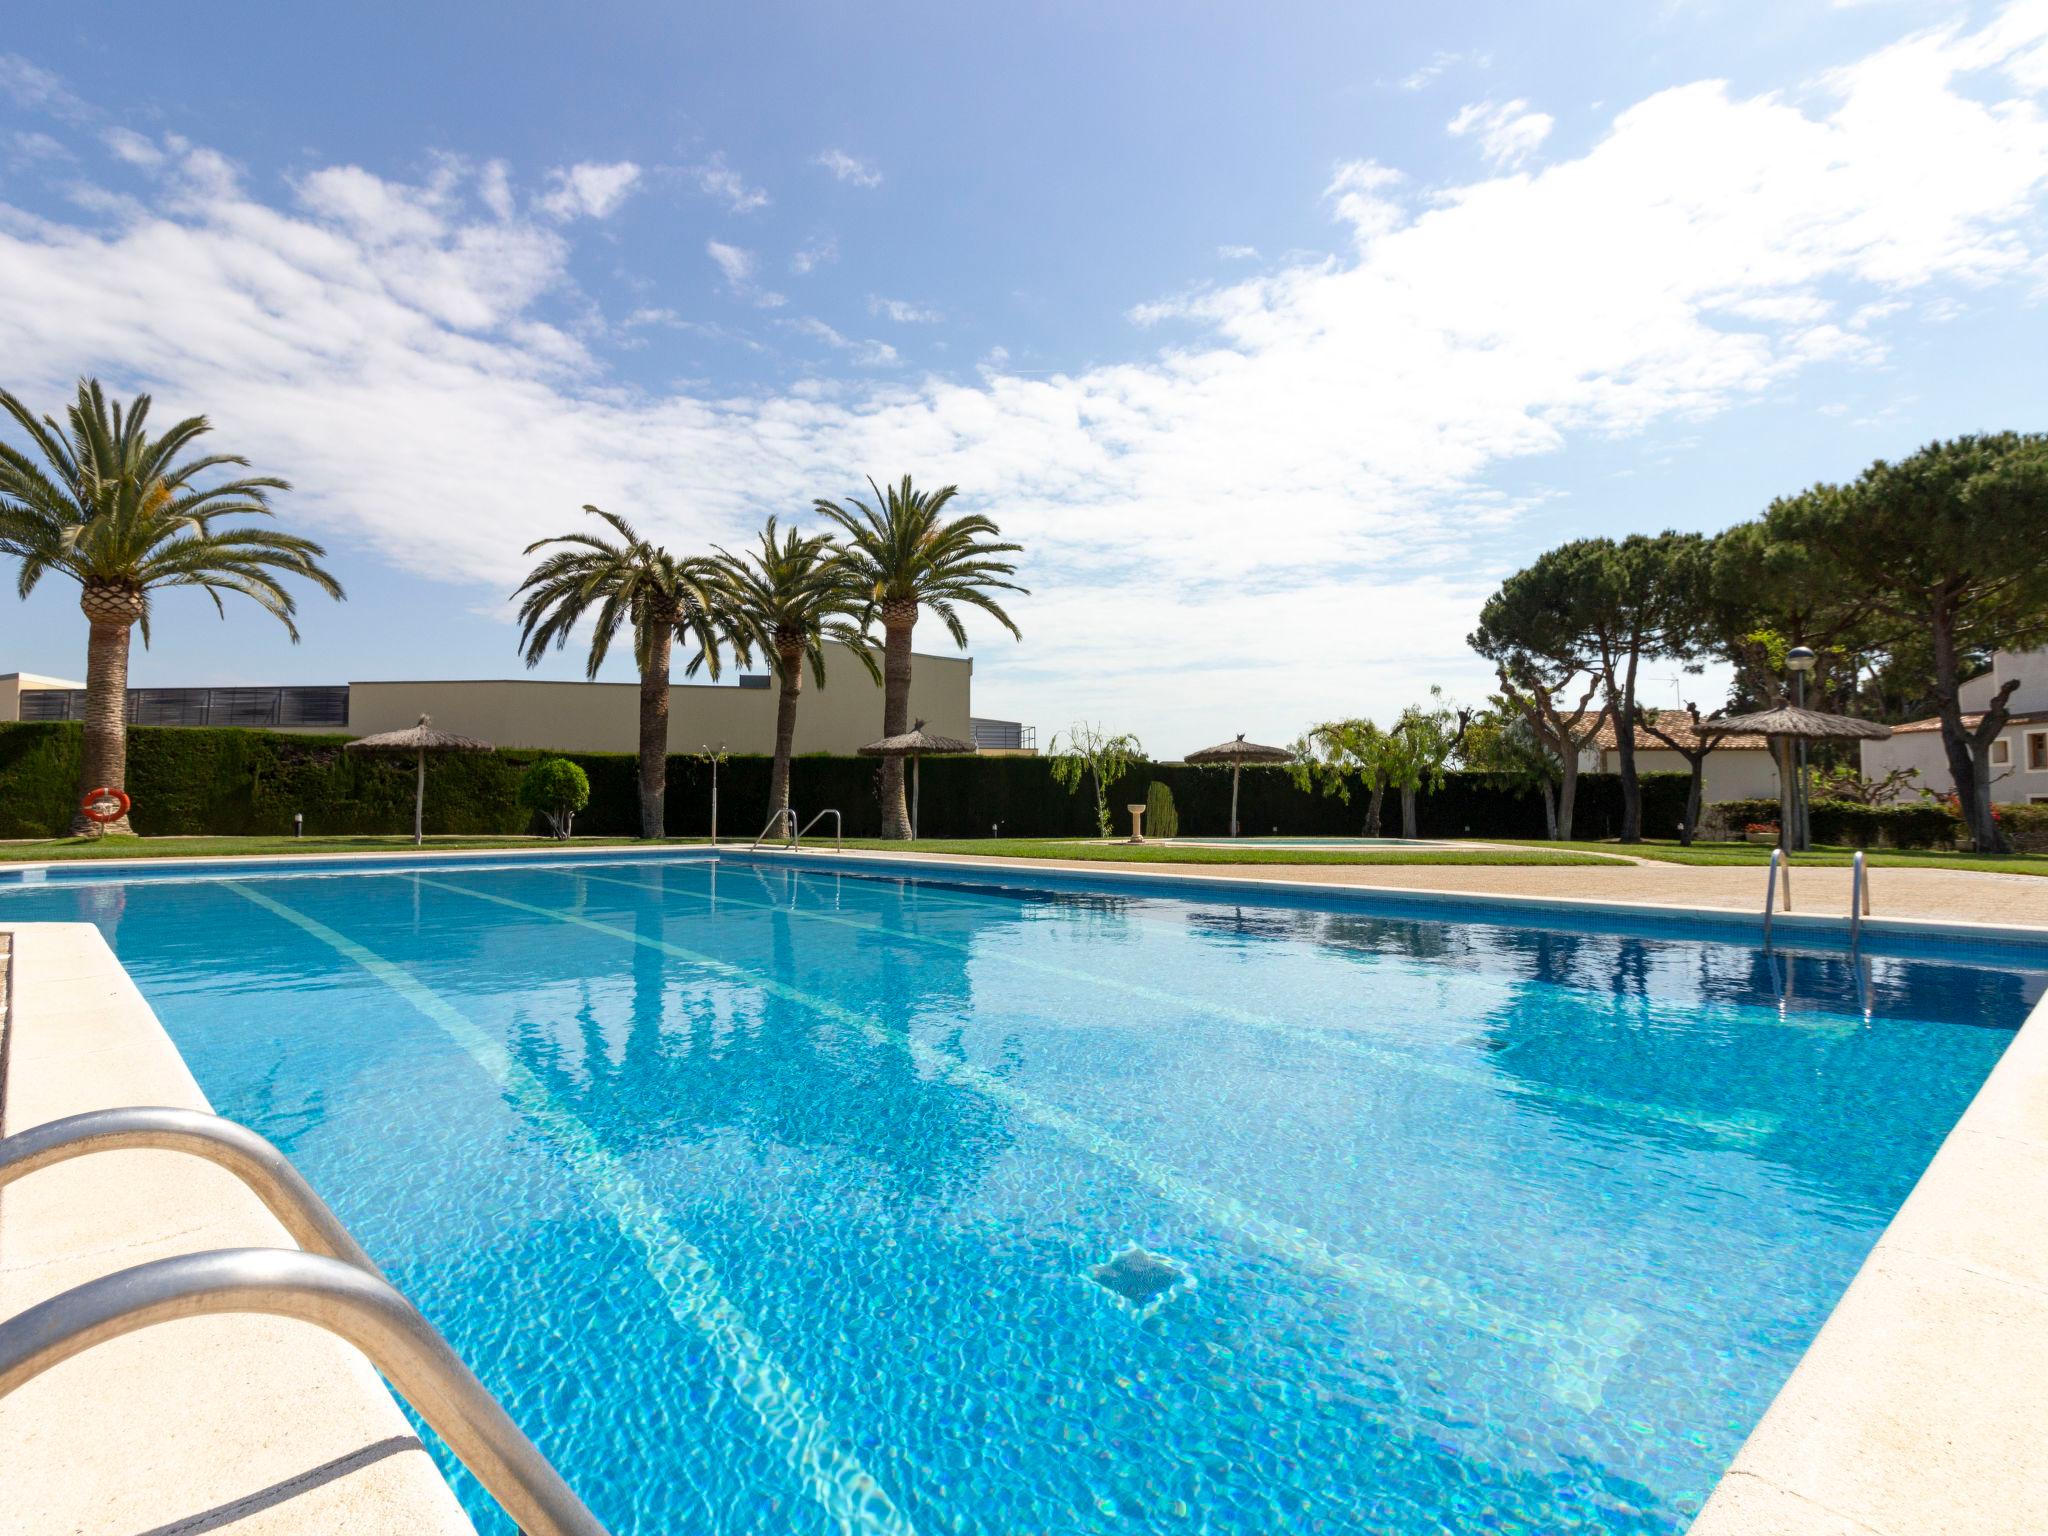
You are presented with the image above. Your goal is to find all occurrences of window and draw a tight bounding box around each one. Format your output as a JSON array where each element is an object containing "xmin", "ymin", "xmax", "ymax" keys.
[
  {"xmin": 1992, "ymin": 738, "xmax": 2012, "ymax": 766},
  {"xmin": 2030, "ymin": 731, "xmax": 2048, "ymax": 772}
]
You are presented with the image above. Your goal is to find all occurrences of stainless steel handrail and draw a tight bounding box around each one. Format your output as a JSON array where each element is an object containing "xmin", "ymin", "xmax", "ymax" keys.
[
  {"xmin": 1762, "ymin": 847, "xmax": 1790, "ymax": 946},
  {"xmin": 749, "ymin": 806, "xmax": 797, "ymax": 851},
  {"xmin": 0, "ymin": 1107, "xmax": 377, "ymax": 1274},
  {"xmin": 0, "ymin": 1248, "xmax": 610, "ymax": 1536},
  {"xmin": 795, "ymin": 808, "xmax": 842, "ymax": 853},
  {"xmin": 1849, "ymin": 849, "xmax": 1870, "ymax": 948}
]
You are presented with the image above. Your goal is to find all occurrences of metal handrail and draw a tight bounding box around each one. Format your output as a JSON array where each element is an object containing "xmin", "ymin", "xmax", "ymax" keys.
[
  {"xmin": 1849, "ymin": 849, "xmax": 1870, "ymax": 948},
  {"xmin": 0, "ymin": 1108, "xmax": 376, "ymax": 1274},
  {"xmin": 795, "ymin": 808, "xmax": 842, "ymax": 853},
  {"xmin": 1762, "ymin": 847, "xmax": 1790, "ymax": 946},
  {"xmin": 0, "ymin": 1249, "xmax": 609, "ymax": 1536},
  {"xmin": 749, "ymin": 806, "xmax": 797, "ymax": 851}
]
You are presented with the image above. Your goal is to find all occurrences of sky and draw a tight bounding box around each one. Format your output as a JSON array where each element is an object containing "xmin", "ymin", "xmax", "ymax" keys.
[{"xmin": 2, "ymin": 0, "xmax": 2046, "ymax": 755}]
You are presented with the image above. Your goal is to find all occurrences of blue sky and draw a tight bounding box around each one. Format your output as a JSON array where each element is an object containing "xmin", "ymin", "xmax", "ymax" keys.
[{"xmin": 3, "ymin": 1, "xmax": 2046, "ymax": 752}]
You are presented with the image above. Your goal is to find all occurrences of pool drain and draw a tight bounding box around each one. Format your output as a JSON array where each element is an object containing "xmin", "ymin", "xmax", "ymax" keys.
[{"xmin": 1090, "ymin": 1245, "xmax": 1192, "ymax": 1317}]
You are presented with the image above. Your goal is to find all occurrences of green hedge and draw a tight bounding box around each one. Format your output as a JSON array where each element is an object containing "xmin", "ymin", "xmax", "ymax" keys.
[
  {"xmin": 0, "ymin": 721, "xmax": 1689, "ymax": 842},
  {"xmin": 1707, "ymin": 796, "xmax": 1962, "ymax": 849}
]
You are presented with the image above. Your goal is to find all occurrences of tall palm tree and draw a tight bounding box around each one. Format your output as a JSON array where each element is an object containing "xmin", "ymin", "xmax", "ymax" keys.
[
  {"xmin": 705, "ymin": 517, "xmax": 878, "ymax": 826},
  {"xmin": 0, "ymin": 380, "xmax": 344, "ymax": 836},
  {"xmin": 814, "ymin": 475, "xmax": 1024, "ymax": 839},
  {"xmin": 515, "ymin": 506, "xmax": 728, "ymax": 839}
]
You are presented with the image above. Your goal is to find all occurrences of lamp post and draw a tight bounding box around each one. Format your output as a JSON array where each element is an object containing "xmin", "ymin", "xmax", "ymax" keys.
[
  {"xmin": 701, "ymin": 743, "xmax": 727, "ymax": 846},
  {"xmin": 1786, "ymin": 647, "xmax": 1816, "ymax": 851}
]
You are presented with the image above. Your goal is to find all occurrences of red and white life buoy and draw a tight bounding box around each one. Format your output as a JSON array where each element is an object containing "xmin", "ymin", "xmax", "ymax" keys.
[{"xmin": 80, "ymin": 786, "xmax": 131, "ymax": 823}]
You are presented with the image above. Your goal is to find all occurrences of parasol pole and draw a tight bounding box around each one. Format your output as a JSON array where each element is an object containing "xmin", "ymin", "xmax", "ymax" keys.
[
  {"xmin": 414, "ymin": 747, "xmax": 426, "ymax": 846},
  {"xmin": 1231, "ymin": 762, "xmax": 1242, "ymax": 838},
  {"xmin": 913, "ymin": 753, "xmax": 922, "ymax": 841}
]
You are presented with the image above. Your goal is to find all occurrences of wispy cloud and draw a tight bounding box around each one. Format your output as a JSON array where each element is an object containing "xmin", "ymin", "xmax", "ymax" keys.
[
  {"xmin": 781, "ymin": 315, "xmax": 898, "ymax": 365},
  {"xmin": 791, "ymin": 233, "xmax": 838, "ymax": 274},
  {"xmin": 1217, "ymin": 244, "xmax": 1260, "ymax": 260},
  {"xmin": 1397, "ymin": 50, "xmax": 1489, "ymax": 92},
  {"xmin": 1447, "ymin": 99, "xmax": 1554, "ymax": 169},
  {"xmin": 0, "ymin": 53, "xmax": 87, "ymax": 120},
  {"xmin": 689, "ymin": 153, "xmax": 770, "ymax": 212},
  {"xmin": 815, "ymin": 148, "xmax": 882, "ymax": 187},
  {"xmin": 537, "ymin": 160, "xmax": 642, "ymax": 220},
  {"xmin": 706, "ymin": 239, "xmax": 784, "ymax": 307},
  {"xmin": 868, "ymin": 295, "xmax": 942, "ymax": 323}
]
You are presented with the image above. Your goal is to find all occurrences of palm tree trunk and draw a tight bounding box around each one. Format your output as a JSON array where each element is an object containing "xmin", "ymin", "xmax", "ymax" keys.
[
  {"xmin": 769, "ymin": 642, "xmax": 803, "ymax": 821},
  {"xmin": 878, "ymin": 602, "xmax": 916, "ymax": 840},
  {"xmin": 637, "ymin": 625, "xmax": 673, "ymax": 840},
  {"xmin": 72, "ymin": 585, "xmax": 142, "ymax": 837}
]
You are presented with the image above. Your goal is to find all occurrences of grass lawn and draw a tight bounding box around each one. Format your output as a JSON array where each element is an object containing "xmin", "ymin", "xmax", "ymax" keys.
[
  {"xmin": 831, "ymin": 837, "xmax": 1615, "ymax": 867},
  {"xmin": 1470, "ymin": 837, "xmax": 2048, "ymax": 877},
  {"xmin": 0, "ymin": 834, "xmax": 677, "ymax": 863}
]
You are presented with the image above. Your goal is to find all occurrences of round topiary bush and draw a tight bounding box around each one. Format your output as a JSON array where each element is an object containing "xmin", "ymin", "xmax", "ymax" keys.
[{"xmin": 518, "ymin": 757, "xmax": 591, "ymax": 839}]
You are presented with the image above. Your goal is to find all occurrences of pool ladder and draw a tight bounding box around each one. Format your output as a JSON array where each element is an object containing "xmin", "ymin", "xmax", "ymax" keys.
[
  {"xmin": 1761, "ymin": 848, "xmax": 1870, "ymax": 949},
  {"xmin": 0, "ymin": 1107, "xmax": 611, "ymax": 1536},
  {"xmin": 748, "ymin": 806, "xmax": 843, "ymax": 853}
]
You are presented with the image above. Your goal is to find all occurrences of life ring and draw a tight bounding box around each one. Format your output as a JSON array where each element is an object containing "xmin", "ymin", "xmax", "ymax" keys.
[{"xmin": 80, "ymin": 786, "xmax": 131, "ymax": 823}]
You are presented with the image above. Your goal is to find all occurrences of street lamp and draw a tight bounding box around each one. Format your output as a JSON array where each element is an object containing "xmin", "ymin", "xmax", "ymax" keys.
[{"xmin": 1786, "ymin": 647, "xmax": 1817, "ymax": 850}]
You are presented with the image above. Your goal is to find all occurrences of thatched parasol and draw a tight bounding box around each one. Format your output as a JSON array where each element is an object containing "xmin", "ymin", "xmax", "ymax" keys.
[
  {"xmin": 345, "ymin": 715, "xmax": 494, "ymax": 846},
  {"xmin": 1184, "ymin": 733, "xmax": 1293, "ymax": 838},
  {"xmin": 859, "ymin": 720, "xmax": 973, "ymax": 840},
  {"xmin": 1705, "ymin": 706, "xmax": 1891, "ymax": 852}
]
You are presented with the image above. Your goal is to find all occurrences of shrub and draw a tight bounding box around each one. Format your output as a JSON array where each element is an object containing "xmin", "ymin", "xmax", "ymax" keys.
[
  {"xmin": 1706, "ymin": 797, "xmax": 1960, "ymax": 849},
  {"xmin": 2001, "ymin": 803, "xmax": 2048, "ymax": 853},
  {"xmin": 1143, "ymin": 781, "xmax": 1178, "ymax": 839},
  {"xmin": 518, "ymin": 758, "xmax": 590, "ymax": 839}
]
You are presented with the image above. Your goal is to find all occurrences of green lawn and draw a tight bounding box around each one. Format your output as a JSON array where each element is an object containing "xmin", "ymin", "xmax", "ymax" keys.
[
  {"xmin": 1469, "ymin": 837, "xmax": 2048, "ymax": 876},
  {"xmin": 831, "ymin": 837, "xmax": 1615, "ymax": 867}
]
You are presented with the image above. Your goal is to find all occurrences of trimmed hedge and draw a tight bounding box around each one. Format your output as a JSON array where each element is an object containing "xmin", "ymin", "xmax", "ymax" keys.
[
  {"xmin": 0, "ymin": 720, "xmax": 1689, "ymax": 842},
  {"xmin": 1706, "ymin": 796, "xmax": 1962, "ymax": 849}
]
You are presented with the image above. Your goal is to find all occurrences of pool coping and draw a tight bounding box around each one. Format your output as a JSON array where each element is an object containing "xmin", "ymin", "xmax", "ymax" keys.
[{"xmin": 0, "ymin": 921, "xmax": 477, "ymax": 1535}]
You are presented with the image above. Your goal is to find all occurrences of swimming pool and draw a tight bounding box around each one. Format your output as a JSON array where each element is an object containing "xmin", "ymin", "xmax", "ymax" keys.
[{"xmin": 4, "ymin": 851, "xmax": 2041, "ymax": 1534}]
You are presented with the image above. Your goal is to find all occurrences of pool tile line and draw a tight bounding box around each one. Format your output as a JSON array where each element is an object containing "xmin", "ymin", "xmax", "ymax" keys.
[
  {"xmin": 572, "ymin": 865, "xmax": 1780, "ymax": 1150},
  {"xmin": 220, "ymin": 881, "xmax": 918, "ymax": 1536},
  {"xmin": 418, "ymin": 874, "xmax": 1643, "ymax": 1411}
]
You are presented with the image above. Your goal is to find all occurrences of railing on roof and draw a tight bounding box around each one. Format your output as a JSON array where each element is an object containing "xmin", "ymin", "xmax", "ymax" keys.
[
  {"xmin": 970, "ymin": 718, "xmax": 1035, "ymax": 752},
  {"xmin": 19, "ymin": 685, "xmax": 349, "ymax": 729}
]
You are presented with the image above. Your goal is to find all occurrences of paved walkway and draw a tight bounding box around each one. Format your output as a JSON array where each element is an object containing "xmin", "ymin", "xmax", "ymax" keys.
[{"xmin": 838, "ymin": 850, "xmax": 2048, "ymax": 930}]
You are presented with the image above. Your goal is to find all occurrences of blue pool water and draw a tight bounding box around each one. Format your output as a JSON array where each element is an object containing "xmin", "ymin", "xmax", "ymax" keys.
[{"xmin": 4, "ymin": 852, "xmax": 2042, "ymax": 1534}]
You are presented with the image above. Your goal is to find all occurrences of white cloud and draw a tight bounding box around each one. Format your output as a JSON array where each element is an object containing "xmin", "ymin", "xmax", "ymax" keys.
[
  {"xmin": 1396, "ymin": 50, "xmax": 1490, "ymax": 92},
  {"xmin": 4, "ymin": 7, "xmax": 2048, "ymax": 745},
  {"xmin": 868, "ymin": 295, "xmax": 942, "ymax": 323},
  {"xmin": 1217, "ymin": 244, "xmax": 1260, "ymax": 260},
  {"xmin": 790, "ymin": 234, "xmax": 837, "ymax": 274},
  {"xmin": 815, "ymin": 149, "xmax": 882, "ymax": 187},
  {"xmin": 706, "ymin": 239, "xmax": 783, "ymax": 307},
  {"xmin": 537, "ymin": 160, "xmax": 641, "ymax": 220},
  {"xmin": 1448, "ymin": 99, "xmax": 1556, "ymax": 168},
  {"xmin": 782, "ymin": 315, "xmax": 898, "ymax": 365},
  {"xmin": 102, "ymin": 127, "xmax": 163, "ymax": 168},
  {"xmin": 0, "ymin": 54, "xmax": 86, "ymax": 120},
  {"xmin": 688, "ymin": 154, "xmax": 769, "ymax": 213}
]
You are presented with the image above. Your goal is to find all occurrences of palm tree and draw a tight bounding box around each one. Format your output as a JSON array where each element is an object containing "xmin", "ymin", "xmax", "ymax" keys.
[
  {"xmin": 514, "ymin": 506, "xmax": 728, "ymax": 839},
  {"xmin": 814, "ymin": 475, "xmax": 1024, "ymax": 839},
  {"xmin": 705, "ymin": 517, "xmax": 878, "ymax": 826},
  {"xmin": 0, "ymin": 380, "xmax": 344, "ymax": 836}
]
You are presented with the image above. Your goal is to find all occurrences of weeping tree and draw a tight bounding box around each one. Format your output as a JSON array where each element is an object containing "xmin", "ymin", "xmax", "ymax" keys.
[
  {"xmin": 815, "ymin": 476, "xmax": 1024, "ymax": 839},
  {"xmin": 1289, "ymin": 717, "xmax": 1396, "ymax": 835},
  {"xmin": 1048, "ymin": 722, "xmax": 1142, "ymax": 837},
  {"xmin": 1461, "ymin": 705, "xmax": 1565, "ymax": 839},
  {"xmin": 515, "ymin": 506, "xmax": 729, "ymax": 839},
  {"xmin": 0, "ymin": 381, "xmax": 344, "ymax": 836},
  {"xmin": 1385, "ymin": 688, "xmax": 1472, "ymax": 839}
]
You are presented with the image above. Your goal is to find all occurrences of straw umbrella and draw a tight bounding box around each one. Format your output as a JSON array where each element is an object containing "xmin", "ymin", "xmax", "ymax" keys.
[
  {"xmin": 1185, "ymin": 733, "xmax": 1294, "ymax": 838},
  {"xmin": 344, "ymin": 714, "xmax": 494, "ymax": 846},
  {"xmin": 858, "ymin": 719, "xmax": 972, "ymax": 840},
  {"xmin": 1705, "ymin": 705, "xmax": 1891, "ymax": 852}
]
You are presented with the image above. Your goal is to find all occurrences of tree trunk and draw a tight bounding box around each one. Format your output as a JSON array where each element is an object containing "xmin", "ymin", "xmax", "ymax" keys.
[
  {"xmin": 1679, "ymin": 757, "xmax": 1704, "ymax": 847},
  {"xmin": 1400, "ymin": 785, "xmax": 1418, "ymax": 839},
  {"xmin": 636, "ymin": 625, "xmax": 673, "ymax": 840},
  {"xmin": 1556, "ymin": 749, "xmax": 1579, "ymax": 841},
  {"xmin": 72, "ymin": 583, "xmax": 143, "ymax": 837},
  {"xmin": 1930, "ymin": 604, "xmax": 2009, "ymax": 853},
  {"xmin": 1541, "ymin": 782, "xmax": 1558, "ymax": 840},
  {"xmin": 1364, "ymin": 782, "xmax": 1385, "ymax": 837},
  {"xmin": 1614, "ymin": 656, "xmax": 1642, "ymax": 843},
  {"xmin": 769, "ymin": 638, "xmax": 804, "ymax": 822},
  {"xmin": 412, "ymin": 749, "xmax": 425, "ymax": 846},
  {"xmin": 878, "ymin": 602, "xmax": 916, "ymax": 840}
]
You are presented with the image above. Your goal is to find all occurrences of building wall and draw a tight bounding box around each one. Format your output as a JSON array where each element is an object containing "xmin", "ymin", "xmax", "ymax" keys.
[
  {"xmin": 344, "ymin": 643, "xmax": 972, "ymax": 756},
  {"xmin": 1580, "ymin": 746, "xmax": 1780, "ymax": 803},
  {"xmin": 1863, "ymin": 726, "xmax": 2048, "ymax": 805},
  {"xmin": 0, "ymin": 673, "xmax": 84, "ymax": 722}
]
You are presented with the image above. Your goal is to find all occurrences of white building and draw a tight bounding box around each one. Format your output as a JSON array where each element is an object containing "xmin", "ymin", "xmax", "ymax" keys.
[
  {"xmin": 1859, "ymin": 648, "xmax": 2048, "ymax": 805},
  {"xmin": 1569, "ymin": 711, "xmax": 1781, "ymax": 803}
]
